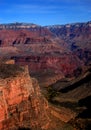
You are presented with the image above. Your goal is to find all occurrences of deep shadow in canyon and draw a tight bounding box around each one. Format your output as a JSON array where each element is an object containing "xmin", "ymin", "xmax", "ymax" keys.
[
  {"xmin": 78, "ymin": 95, "xmax": 91, "ymax": 119},
  {"xmin": 60, "ymin": 72, "xmax": 91, "ymax": 93},
  {"xmin": 18, "ymin": 128, "xmax": 31, "ymax": 130}
]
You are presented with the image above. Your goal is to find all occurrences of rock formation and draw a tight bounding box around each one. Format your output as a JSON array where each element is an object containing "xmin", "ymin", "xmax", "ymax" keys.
[
  {"xmin": 0, "ymin": 63, "xmax": 69, "ymax": 130},
  {"xmin": 11, "ymin": 54, "xmax": 82, "ymax": 77},
  {"xmin": 0, "ymin": 64, "xmax": 48, "ymax": 130},
  {"xmin": 0, "ymin": 21, "xmax": 91, "ymax": 79},
  {"xmin": 0, "ymin": 21, "xmax": 90, "ymax": 130}
]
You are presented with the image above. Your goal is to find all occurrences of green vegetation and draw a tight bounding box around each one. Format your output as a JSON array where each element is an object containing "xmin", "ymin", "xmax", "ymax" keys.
[
  {"xmin": 0, "ymin": 64, "xmax": 24, "ymax": 79},
  {"xmin": 45, "ymin": 87, "xmax": 59, "ymax": 101},
  {"xmin": 62, "ymin": 124, "xmax": 74, "ymax": 130}
]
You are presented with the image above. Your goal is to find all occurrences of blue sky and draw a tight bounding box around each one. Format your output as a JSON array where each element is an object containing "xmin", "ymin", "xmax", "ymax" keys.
[{"xmin": 0, "ymin": 0, "xmax": 91, "ymax": 25}]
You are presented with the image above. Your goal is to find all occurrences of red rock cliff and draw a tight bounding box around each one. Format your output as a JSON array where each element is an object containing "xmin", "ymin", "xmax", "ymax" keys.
[{"xmin": 0, "ymin": 64, "xmax": 55, "ymax": 130}]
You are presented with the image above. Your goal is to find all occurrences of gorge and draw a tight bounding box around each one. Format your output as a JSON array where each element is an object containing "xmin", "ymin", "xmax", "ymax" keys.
[{"xmin": 0, "ymin": 21, "xmax": 91, "ymax": 130}]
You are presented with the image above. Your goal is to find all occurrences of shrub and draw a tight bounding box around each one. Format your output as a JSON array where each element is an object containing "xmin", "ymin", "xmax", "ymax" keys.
[
  {"xmin": 0, "ymin": 64, "xmax": 24, "ymax": 79},
  {"xmin": 46, "ymin": 87, "xmax": 59, "ymax": 101}
]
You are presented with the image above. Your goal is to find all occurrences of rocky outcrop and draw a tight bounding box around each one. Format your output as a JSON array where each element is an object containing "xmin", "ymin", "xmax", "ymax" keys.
[
  {"xmin": 0, "ymin": 64, "xmax": 50, "ymax": 130},
  {"xmin": 0, "ymin": 63, "xmax": 87, "ymax": 130}
]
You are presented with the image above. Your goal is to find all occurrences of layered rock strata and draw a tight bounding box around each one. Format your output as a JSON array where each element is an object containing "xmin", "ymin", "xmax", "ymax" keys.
[{"xmin": 0, "ymin": 65, "xmax": 51, "ymax": 130}]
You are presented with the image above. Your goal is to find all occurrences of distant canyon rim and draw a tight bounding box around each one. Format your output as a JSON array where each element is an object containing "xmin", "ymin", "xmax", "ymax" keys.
[{"xmin": 0, "ymin": 21, "xmax": 91, "ymax": 78}]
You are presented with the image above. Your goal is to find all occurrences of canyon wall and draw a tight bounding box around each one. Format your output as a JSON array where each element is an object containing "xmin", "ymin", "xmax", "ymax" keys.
[
  {"xmin": 0, "ymin": 21, "xmax": 91, "ymax": 78},
  {"xmin": 12, "ymin": 54, "xmax": 83, "ymax": 77}
]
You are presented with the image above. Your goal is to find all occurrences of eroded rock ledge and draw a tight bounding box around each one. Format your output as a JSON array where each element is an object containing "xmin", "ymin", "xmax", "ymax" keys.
[
  {"xmin": 0, "ymin": 63, "xmax": 76, "ymax": 130},
  {"xmin": 0, "ymin": 64, "xmax": 52, "ymax": 130}
]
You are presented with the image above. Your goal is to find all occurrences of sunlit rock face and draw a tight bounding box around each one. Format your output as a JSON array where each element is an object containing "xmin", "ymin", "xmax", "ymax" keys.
[{"xmin": 0, "ymin": 65, "xmax": 52, "ymax": 130}]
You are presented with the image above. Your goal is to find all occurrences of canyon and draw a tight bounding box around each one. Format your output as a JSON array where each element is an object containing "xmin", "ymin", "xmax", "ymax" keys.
[
  {"xmin": 0, "ymin": 21, "xmax": 91, "ymax": 130},
  {"xmin": 0, "ymin": 21, "xmax": 91, "ymax": 77},
  {"xmin": 0, "ymin": 62, "xmax": 76, "ymax": 130}
]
